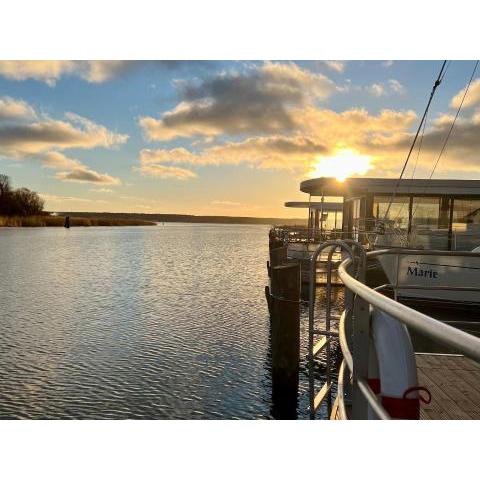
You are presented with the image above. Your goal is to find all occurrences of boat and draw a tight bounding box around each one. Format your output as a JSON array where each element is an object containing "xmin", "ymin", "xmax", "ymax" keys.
[
  {"xmin": 299, "ymin": 177, "xmax": 480, "ymax": 307},
  {"xmin": 272, "ymin": 200, "xmax": 344, "ymax": 284}
]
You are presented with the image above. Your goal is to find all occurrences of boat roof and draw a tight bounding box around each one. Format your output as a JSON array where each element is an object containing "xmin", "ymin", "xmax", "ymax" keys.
[
  {"xmin": 284, "ymin": 201, "xmax": 343, "ymax": 211},
  {"xmin": 300, "ymin": 177, "xmax": 480, "ymax": 197}
]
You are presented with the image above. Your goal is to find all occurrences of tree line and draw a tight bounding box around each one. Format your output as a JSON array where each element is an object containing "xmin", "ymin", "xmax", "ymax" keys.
[{"xmin": 0, "ymin": 174, "xmax": 45, "ymax": 216}]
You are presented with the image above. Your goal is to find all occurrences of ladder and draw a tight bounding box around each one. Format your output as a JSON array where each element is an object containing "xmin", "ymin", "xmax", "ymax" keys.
[{"xmin": 307, "ymin": 239, "xmax": 363, "ymax": 419}]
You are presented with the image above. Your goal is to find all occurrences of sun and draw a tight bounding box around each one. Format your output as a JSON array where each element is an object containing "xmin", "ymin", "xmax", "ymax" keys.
[{"xmin": 310, "ymin": 148, "xmax": 372, "ymax": 181}]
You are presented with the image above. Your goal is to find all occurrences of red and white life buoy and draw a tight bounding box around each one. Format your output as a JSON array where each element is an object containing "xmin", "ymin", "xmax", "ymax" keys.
[{"xmin": 367, "ymin": 309, "xmax": 431, "ymax": 419}]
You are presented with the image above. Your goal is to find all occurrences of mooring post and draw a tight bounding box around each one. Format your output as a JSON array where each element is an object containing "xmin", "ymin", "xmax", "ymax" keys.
[
  {"xmin": 269, "ymin": 246, "xmax": 288, "ymax": 268},
  {"xmin": 270, "ymin": 262, "xmax": 301, "ymax": 417},
  {"xmin": 266, "ymin": 246, "xmax": 288, "ymax": 323}
]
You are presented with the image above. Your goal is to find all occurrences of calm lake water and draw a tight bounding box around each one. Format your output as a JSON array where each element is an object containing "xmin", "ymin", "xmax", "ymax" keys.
[{"xmin": 0, "ymin": 224, "xmax": 339, "ymax": 419}]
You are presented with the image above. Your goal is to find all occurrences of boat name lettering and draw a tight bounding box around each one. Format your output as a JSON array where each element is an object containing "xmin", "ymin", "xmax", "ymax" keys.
[{"xmin": 407, "ymin": 265, "xmax": 438, "ymax": 279}]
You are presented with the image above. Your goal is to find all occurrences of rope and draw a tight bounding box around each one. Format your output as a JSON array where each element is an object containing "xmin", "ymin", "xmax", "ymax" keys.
[
  {"xmin": 268, "ymin": 293, "xmax": 302, "ymax": 304},
  {"xmin": 381, "ymin": 60, "xmax": 447, "ymax": 225}
]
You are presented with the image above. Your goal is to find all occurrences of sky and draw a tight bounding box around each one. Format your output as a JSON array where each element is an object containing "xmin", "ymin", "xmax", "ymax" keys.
[{"xmin": 0, "ymin": 60, "xmax": 479, "ymax": 218}]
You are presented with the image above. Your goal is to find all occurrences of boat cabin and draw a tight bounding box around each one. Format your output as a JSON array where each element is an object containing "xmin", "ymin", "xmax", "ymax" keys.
[
  {"xmin": 284, "ymin": 201, "xmax": 343, "ymax": 232},
  {"xmin": 300, "ymin": 177, "xmax": 480, "ymax": 251}
]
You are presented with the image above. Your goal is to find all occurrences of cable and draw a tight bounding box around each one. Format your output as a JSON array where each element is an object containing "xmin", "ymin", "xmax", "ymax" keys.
[
  {"xmin": 411, "ymin": 109, "xmax": 428, "ymax": 179},
  {"xmin": 409, "ymin": 60, "xmax": 479, "ymax": 224},
  {"xmin": 381, "ymin": 60, "xmax": 447, "ymax": 224},
  {"xmin": 390, "ymin": 108, "xmax": 430, "ymax": 225},
  {"xmin": 427, "ymin": 60, "xmax": 479, "ymax": 180}
]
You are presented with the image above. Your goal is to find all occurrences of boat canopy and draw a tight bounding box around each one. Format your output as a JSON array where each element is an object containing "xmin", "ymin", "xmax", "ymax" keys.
[
  {"xmin": 284, "ymin": 201, "xmax": 343, "ymax": 212},
  {"xmin": 300, "ymin": 177, "xmax": 480, "ymax": 198},
  {"xmin": 299, "ymin": 177, "xmax": 480, "ymax": 251}
]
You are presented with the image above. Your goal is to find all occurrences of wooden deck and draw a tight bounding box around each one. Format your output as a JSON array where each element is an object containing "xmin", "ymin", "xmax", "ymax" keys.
[{"xmin": 416, "ymin": 353, "xmax": 480, "ymax": 420}]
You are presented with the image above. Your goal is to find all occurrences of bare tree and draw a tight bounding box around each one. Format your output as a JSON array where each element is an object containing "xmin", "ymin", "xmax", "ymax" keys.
[
  {"xmin": 0, "ymin": 174, "xmax": 11, "ymax": 197},
  {"xmin": 0, "ymin": 174, "xmax": 45, "ymax": 216},
  {"xmin": 12, "ymin": 188, "xmax": 45, "ymax": 216}
]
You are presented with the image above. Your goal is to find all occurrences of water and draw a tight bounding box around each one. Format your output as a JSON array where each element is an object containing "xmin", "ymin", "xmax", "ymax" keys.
[{"xmin": 0, "ymin": 224, "xmax": 338, "ymax": 419}]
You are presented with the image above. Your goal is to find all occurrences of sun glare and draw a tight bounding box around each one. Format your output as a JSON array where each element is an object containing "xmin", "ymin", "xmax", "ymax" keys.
[{"xmin": 310, "ymin": 148, "xmax": 372, "ymax": 182}]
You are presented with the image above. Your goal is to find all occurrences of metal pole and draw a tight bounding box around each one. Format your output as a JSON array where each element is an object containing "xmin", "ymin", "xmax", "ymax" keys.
[{"xmin": 351, "ymin": 248, "xmax": 369, "ymax": 420}]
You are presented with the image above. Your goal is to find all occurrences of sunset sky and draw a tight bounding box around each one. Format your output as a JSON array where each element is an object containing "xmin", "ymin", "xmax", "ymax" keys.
[{"xmin": 0, "ymin": 60, "xmax": 479, "ymax": 217}]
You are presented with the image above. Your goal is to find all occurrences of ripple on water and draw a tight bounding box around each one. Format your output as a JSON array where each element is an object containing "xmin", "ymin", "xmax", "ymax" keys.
[{"xmin": 0, "ymin": 224, "xmax": 339, "ymax": 419}]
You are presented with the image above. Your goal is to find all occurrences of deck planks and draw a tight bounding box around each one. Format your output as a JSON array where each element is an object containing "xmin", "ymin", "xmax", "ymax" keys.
[{"xmin": 416, "ymin": 354, "xmax": 480, "ymax": 420}]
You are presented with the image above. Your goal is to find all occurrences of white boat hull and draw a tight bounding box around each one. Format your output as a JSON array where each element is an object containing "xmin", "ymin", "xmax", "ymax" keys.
[{"xmin": 378, "ymin": 252, "xmax": 480, "ymax": 306}]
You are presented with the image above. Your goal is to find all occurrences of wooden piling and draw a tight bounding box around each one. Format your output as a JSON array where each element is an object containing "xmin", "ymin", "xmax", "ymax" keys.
[
  {"xmin": 269, "ymin": 246, "xmax": 287, "ymax": 268},
  {"xmin": 270, "ymin": 262, "xmax": 301, "ymax": 398}
]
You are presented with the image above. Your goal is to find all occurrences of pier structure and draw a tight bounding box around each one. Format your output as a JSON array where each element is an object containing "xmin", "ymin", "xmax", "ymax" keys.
[
  {"xmin": 268, "ymin": 175, "xmax": 480, "ymax": 419},
  {"xmin": 265, "ymin": 243, "xmax": 301, "ymax": 419},
  {"xmin": 308, "ymin": 240, "xmax": 480, "ymax": 420}
]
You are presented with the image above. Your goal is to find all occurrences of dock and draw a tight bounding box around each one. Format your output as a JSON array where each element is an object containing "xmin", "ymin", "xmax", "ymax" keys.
[
  {"xmin": 417, "ymin": 353, "xmax": 480, "ymax": 420},
  {"xmin": 330, "ymin": 353, "xmax": 480, "ymax": 420}
]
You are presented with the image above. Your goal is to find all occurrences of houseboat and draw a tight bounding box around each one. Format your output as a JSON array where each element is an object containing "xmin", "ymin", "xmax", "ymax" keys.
[
  {"xmin": 275, "ymin": 200, "xmax": 344, "ymax": 284},
  {"xmin": 300, "ymin": 177, "xmax": 480, "ymax": 307}
]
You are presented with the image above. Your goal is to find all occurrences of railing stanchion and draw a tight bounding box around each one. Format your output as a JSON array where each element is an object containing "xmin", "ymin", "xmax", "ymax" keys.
[{"xmin": 351, "ymin": 249, "xmax": 370, "ymax": 419}]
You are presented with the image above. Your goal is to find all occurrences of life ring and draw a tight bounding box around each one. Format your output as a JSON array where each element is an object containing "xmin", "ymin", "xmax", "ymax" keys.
[{"xmin": 367, "ymin": 309, "xmax": 431, "ymax": 419}]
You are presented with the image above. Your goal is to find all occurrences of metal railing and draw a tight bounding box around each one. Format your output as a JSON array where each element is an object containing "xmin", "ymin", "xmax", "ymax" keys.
[
  {"xmin": 308, "ymin": 241, "xmax": 480, "ymax": 420},
  {"xmin": 308, "ymin": 239, "xmax": 360, "ymax": 419}
]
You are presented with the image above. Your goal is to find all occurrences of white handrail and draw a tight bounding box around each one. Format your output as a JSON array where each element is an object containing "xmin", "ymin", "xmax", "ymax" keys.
[{"xmin": 338, "ymin": 251, "xmax": 480, "ymax": 363}]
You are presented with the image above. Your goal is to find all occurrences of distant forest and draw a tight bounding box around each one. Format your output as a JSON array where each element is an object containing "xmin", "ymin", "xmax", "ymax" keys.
[
  {"xmin": 58, "ymin": 212, "xmax": 307, "ymax": 226},
  {"xmin": 0, "ymin": 174, "xmax": 45, "ymax": 216},
  {"xmin": 0, "ymin": 173, "xmax": 306, "ymax": 226}
]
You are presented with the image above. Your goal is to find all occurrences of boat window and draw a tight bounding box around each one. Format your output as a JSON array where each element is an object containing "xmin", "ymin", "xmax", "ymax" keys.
[
  {"xmin": 324, "ymin": 211, "xmax": 343, "ymax": 230},
  {"xmin": 411, "ymin": 197, "xmax": 448, "ymax": 249},
  {"xmin": 452, "ymin": 198, "xmax": 480, "ymax": 250},
  {"xmin": 372, "ymin": 195, "xmax": 410, "ymax": 247},
  {"xmin": 373, "ymin": 195, "xmax": 409, "ymax": 229},
  {"xmin": 411, "ymin": 197, "xmax": 440, "ymax": 228}
]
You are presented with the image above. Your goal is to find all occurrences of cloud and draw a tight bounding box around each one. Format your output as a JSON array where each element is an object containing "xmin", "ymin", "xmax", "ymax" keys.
[
  {"xmin": 80, "ymin": 61, "xmax": 137, "ymax": 83},
  {"xmin": 139, "ymin": 135, "xmax": 328, "ymax": 170},
  {"xmin": 365, "ymin": 78, "xmax": 406, "ymax": 97},
  {"xmin": 139, "ymin": 62, "xmax": 338, "ymax": 140},
  {"xmin": 134, "ymin": 62, "xmax": 480, "ymax": 180},
  {"xmin": 0, "ymin": 96, "xmax": 127, "ymax": 185},
  {"xmin": 40, "ymin": 151, "xmax": 120, "ymax": 185},
  {"xmin": 324, "ymin": 61, "xmax": 346, "ymax": 73},
  {"xmin": 0, "ymin": 61, "xmax": 78, "ymax": 86},
  {"xmin": 451, "ymin": 78, "xmax": 480, "ymax": 109},
  {"xmin": 54, "ymin": 166, "xmax": 121, "ymax": 185},
  {"xmin": 91, "ymin": 187, "xmax": 114, "ymax": 193},
  {"xmin": 41, "ymin": 151, "xmax": 83, "ymax": 170},
  {"xmin": 0, "ymin": 60, "xmax": 135, "ymax": 85},
  {"xmin": 40, "ymin": 193, "xmax": 91, "ymax": 202},
  {"xmin": 0, "ymin": 61, "xmax": 217, "ymax": 86},
  {"xmin": 0, "ymin": 96, "xmax": 36, "ymax": 121},
  {"xmin": 366, "ymin": 79, "xmax": 405, "ymax": 97},
  {"xmin": 137, "ymin": 164, "xmax": 197, "ymax": 180},
  {"xmin": 388, "ymin": 79, "xmax": 406, "ymax": 94},
  {"xmin": 356, "ymin": 109, "xmax": 480, "ymax": 174},
  {"xmin": 211, "ymin": 200, "xmax": 244, "ymax": 207},
  {"xmin": 0, "ymin": 106, "xmax": 128, "ymax": 158},
  {"xmin": 137, "ymin": 108, "xmax": 418, "ymax": 178},
  {"xmin": 366, "ymin": 83, "xmax": 386, "ymax": 97},
  {"xmin": 382, "ymin": 60, "xmax": 394, "ymax": 68}
]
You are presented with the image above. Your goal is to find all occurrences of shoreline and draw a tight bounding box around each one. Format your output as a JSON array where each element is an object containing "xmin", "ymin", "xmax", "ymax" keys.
[
  {"xmin": 57, "ymin": 211, "xmax": 307, "ymax": 226},
  {"xmin": 0, "ymin": 215, "xmax": 156, "ymax": 227}
]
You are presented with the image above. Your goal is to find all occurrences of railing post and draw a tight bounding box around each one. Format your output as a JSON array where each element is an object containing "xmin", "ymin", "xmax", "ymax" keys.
[{"xmin": 351, "ymin": 250, "xmax": 370, "ymax": 420}]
